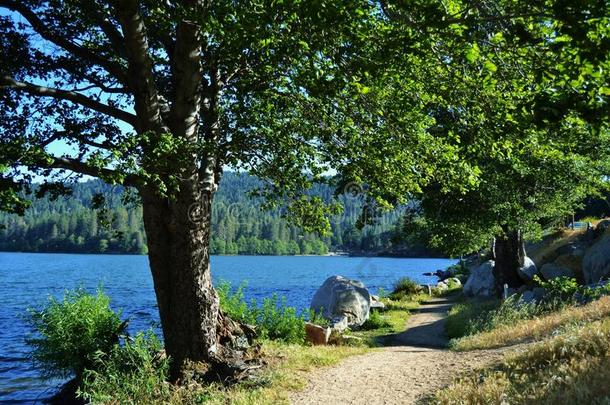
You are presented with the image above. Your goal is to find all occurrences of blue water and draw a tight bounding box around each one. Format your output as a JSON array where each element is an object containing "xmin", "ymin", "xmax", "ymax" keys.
[{"xmin": 0, "ymin": 252, "xmax": 455, "ymax": 403}]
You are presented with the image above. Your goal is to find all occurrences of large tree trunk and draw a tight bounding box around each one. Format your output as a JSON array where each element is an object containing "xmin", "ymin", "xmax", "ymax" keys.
[
  {"xmin": 140, "ymin": 185, "xmax": 250, "ymax": 383},
  {"xmin": 492, "ymin": 229, "xmax": 525, "ymax": 293}
]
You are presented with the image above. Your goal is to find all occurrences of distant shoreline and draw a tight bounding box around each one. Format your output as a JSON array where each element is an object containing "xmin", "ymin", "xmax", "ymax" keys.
[{"xmin": 0, "ymin": 250, "xmax": 449, "ymax": 259}]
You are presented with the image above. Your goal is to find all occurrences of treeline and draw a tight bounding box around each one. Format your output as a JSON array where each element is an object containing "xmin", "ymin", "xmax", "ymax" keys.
[{"xmin": 0, "ymin": 173, "xmax": 412, "ymax": 255}]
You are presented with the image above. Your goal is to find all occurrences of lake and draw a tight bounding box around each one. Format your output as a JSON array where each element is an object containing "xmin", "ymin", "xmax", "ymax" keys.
[{"xmin": 0, "ymin": 252, "xmax": 455, "ymax": 403}]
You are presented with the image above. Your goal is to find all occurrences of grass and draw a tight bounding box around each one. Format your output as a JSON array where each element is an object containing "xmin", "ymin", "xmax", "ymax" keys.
[
  {"xmin": 451, "ymin": 295, "xmax": 610, "ymax": 351},
  {"xmin": 435, "ymin": 318, "xmax": 610, "ymax": 404},
  {"xmin": 57, "ymin": 286, "xmax": 420, "ymax": 404},
  {"xmin": 196, "ymin": 342, "xmax": 371, "ymax": 404}
]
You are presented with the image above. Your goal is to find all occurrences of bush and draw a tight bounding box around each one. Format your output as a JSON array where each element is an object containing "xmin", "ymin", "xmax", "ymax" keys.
[
  {"xmin": 26, "ymin": 288, "xmax": 125, "ymax": 380},
  {"xmin": 360, "ymin": 310, "xmax": 391, "ymax": 330},
  {"xmin": 216, "ymin": 281, "xmax": 254, "ymax": 324},
  {"xmin": 79, "ymin": 331, "xmax": 171, "ymax": 404},
  {"xmin": 390, "ymin": 277, "xmax": 420, "ymax": 300},
  {"xmin": 534, "ymin": 275, "xmax": 581, "ymax": 301},
  {"xmin": 217, "ymin": 281, "xmax": 305, "ymax": 344}
]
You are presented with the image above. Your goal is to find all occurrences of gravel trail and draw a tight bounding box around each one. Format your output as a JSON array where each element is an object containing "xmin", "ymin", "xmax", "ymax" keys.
[{"xmin": 290, "ymin": 297, "xmax": 505, "ymax": 405}]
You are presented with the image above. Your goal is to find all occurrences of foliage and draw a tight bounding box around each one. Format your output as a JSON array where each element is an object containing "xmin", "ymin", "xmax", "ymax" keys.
[
  {"xmin": 0, "ymin": 176, "xmax": 417, "ymax": 255},
  {"xmin": 359, "ymin": 309, "xmax": 391, "ymax": 330},
  {"xmin": 217, "ymin": 281, "xmax": 305, "ymax": 344},
  {"xmin": 389, "ymin": 277, "xmax": 421, "ymax": 300},
  {"xmin": 534, "ymin": 275, "xmax": 582, "ymax": 301},
  {"xmin": 79, "ymin": 331, "xmax": 170, "ymax": 404},
  {"xmin": 26, "ymin": 288, "xmax": 125, "ymax": 380},
  {"xmin": 255, "ymin": 295, "xmax": 305, "ymax": 343}
]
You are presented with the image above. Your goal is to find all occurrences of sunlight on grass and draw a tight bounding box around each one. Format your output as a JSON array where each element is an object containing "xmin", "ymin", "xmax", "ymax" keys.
[
  {"xmin": 436, "ymin": 318, "xmax": 610, "ymax": 404},
  {"xmin": 452, "ymin": 296, "xmax": 610, "ymax": 351}
]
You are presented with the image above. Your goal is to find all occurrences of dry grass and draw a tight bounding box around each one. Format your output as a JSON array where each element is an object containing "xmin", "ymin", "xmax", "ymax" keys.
[
  {"xmin": 435, "ymin": 318, "xmax": 610, "ymax": 404},
  {"xmin": 194, "ymin": 342, "xmax": 370, "ymax": 405},
  {"xmin": 452, "ymin": 296, "xmax": 610, "ymax": 351}
]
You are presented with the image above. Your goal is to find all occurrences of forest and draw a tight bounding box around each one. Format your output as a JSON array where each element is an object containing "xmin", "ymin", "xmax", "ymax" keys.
[{"xmin": 0, "ymin": 172, "xmax": 420, "ymax": 256}]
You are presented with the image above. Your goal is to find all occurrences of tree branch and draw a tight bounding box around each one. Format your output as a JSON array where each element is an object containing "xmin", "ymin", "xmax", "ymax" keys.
[
  {"xmin": 42, "ymin": 156, "xmax": 142, "ymax": 187},
  {"xmin": 0, "ymin": 0, "xmax": 129, "ymax": 85},
  {"xmin": 1, "ymin": 75, "xmax": 137, "ymax": 126},
  {"xmin": 114, "ymin": 0, "xmax": 166, "ymax": 133}
]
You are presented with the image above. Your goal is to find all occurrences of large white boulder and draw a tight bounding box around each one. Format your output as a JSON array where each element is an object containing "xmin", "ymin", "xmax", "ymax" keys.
[
  {"xmin": 583, "ymin": 234, "xmax": 610, "ymax": 284},
  {"xmin": 464, "ymin": 260, "xmax": 496, "ymax": 297},
  {"xmin": 517, "ymin": 256, "xmax": 538, "ymax": 282},
  {"xmin": 310, "ymin": 276, "xmax": 371, "ymax": 327}
]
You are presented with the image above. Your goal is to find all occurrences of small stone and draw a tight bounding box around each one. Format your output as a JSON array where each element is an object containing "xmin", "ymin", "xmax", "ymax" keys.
[{"xmin": 305, "ymin": 322, "xmax": 331, "ymax": 345}]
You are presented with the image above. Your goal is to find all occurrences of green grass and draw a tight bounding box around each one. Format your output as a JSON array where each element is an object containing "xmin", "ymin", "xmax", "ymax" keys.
[
  {"xmin": 30, "ymin": 287, "xmax": 421, "ymax": 404},
  {"xmin": 389, "ymin": 277, "xmax": 421, "ymax": 300},
  {"xmin": 217, "ymin": 281, "xmax": 306, "ymax": 344}
]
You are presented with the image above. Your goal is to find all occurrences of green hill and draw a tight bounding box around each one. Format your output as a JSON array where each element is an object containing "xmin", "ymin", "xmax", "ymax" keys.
[{"xmin": 0, "ymin": 173, "xmax": 429, "ymax": 256}]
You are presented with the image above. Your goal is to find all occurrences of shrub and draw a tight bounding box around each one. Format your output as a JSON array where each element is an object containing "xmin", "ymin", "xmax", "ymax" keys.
[
  {"xmin": 216, "ymin": 281, "xmax": 254, "ymax": 324},
  {"xmin": 254, "ymin": 294, "xmax": 305, "ymax": 343},
  {"xmin": 79, "ymin": 331, "xmax": 171, "ymax": 404},
  {"xmin": 534, "ymin": 275, "xmax": 581, "ymax": 301},
  {"xmin": 217, "ymin": 281, "xmax": 305, "ymax": 344},
  {"xmin": 360, "ymin": 309, "xmax": 391, "ymax": 330},
  {"xmin": 26, "ymin": 288, "xmax": 125, "ymax": 380},
  {"xmin": 390, "ymin": 277, "xmax": 420, "ymax": 300}
]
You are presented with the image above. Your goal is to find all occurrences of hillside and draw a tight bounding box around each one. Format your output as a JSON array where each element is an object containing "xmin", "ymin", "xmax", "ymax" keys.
[{"xmin": 0, "ymin": 173, "xmax": 432, "ymax": 256}]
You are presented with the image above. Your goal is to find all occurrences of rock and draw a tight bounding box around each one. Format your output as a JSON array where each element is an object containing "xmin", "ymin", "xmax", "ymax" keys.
[
  {"xmin": 370, "ymin": 295, "xmax": 385, "ymax": 310},
  {"xmin": 521, "ymin": 290, "xmax": 536, "ymax": 303},
  {"xmin": 540, "ymin": 263, "xmax": 575, "ymax": 280},
  {"xmin": 310, "ymin": 275, "xmax": 371, "ymax": 327},
  {"xmin": 597, "ymin": 219, "xmax": 610, "ymax": 232},
  {"xmin": 436, "ymin": 281, "xmax": 449, "ymax": 291},
  {"xmin": 532, "ymin": 287, "xmax": 547, "ymax": 300},
  {"xmin": 447, "ymin": 277, "xmax": 462, "ymax": 287},
  {"xmin": 583, "ymin": 234, "xmax": 610, "ymax": 284},
  {"xmin": 463, "ymin": 260, "xmax": 496, "ymax": 297},
  {"xmin": 305, "ymin": 322, "xmax": 331, "ymax": 345},
  {"xmin": 517, "ymin": 256, "xmax": 538, "ymax": 282},
  {"xmin": 556, "ymin": 242, "xmax": 587, "ymax": 258},
  {"xmin": 331, "ymin": 316, "xmax": 349, "ymax": 332},
  {"xmin": 554, "ymin": 254, "xmax": 583, "ymax": 273}
]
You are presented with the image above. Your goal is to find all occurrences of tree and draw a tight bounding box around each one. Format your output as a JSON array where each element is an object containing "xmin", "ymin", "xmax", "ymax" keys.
[
  {"xmin": 390, "ymin": 0, "xmax": 610, "ymax": 292},
  {"xmin": 0, "ymin": 1, "xmax": 451, "ymax": 381}
]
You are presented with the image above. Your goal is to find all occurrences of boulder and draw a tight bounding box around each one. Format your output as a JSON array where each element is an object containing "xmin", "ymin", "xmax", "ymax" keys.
[
  {"xmin": 517, "ymin": 256, "xmax": 538, "ymax": 282},
  {"xmin": 370, "ymin": 295, "xmax": 385, "ymax": 310},
  {"xmin": 447, "ymin": 277, "xmax": 462, "ymax": 287},
  {"xmin": 310, "ymin": 276, "xmax": 371, "ymax": 327},
  {"xmin": 532, "ymin": 287, "xmax": 547, "ymax": 301},
  {"xmin": 597, "ymin": 219, "xmax": 610, "ymax": 232},
  {"xmin": 540, "ymin": 263, "xmax": 575, "ymax": 280},
  {"xmin": 463, "ymin": 260, "xmax": 496, "ymax": 297},
  {"xmin": 554, "ymin": 254, "xmax": 583, "ymax": 273},
  {"xmin": 583, "ymin": 234, "xmax": 610, "ymax": 284},
  {"xmin": 521, "ymin": 290, "xmax": 536, "ymax": 304},
  {"xmin": 436, "ymin": 281, "xmax": 449, "ymax": 291},
  {"xmin": 556, "ymin": 242, "xmax": 587, "ymax": 258},
  {"xmin": 305, "ymin": 322, "xmax": 331, "ymax": 345}
]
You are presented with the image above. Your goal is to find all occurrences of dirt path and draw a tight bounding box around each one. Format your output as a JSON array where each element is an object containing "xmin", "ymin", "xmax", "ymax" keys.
[{"xmin": 290, "ymin": 297, "xmax": 504, "ymax": 405}]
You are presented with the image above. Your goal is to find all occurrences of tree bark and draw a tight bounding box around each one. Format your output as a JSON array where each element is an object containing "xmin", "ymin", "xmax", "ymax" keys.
[
  {"xmin": 492, "ymin": 229, "xmax": 525, "ymax": 293},
  {"xmin": 140, "ymin": 185, "xmax": 249, "ymax": 382}
]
